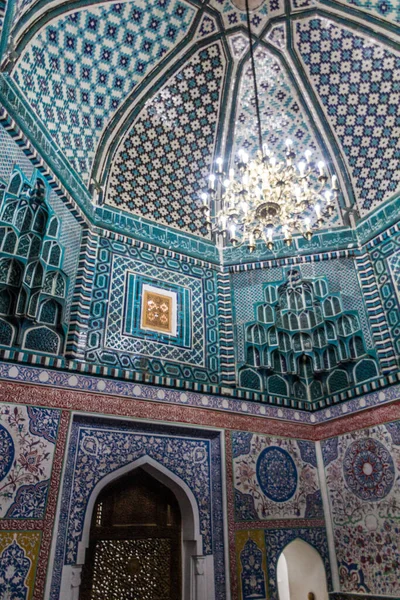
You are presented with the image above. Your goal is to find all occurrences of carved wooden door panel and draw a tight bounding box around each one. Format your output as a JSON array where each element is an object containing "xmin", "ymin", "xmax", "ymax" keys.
[{"xmin": 80, "ymin": 468, "xmax": 182, "ymax": 600}]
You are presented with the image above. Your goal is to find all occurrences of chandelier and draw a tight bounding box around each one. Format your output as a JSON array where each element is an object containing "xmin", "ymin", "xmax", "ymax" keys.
[{"xmin": 201, "ymin": 1, "xmax": 339, "ymax": 252}]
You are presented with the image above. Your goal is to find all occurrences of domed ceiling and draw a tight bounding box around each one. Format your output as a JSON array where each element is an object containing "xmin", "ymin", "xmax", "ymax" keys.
[{"xmin": 5, "ymin": 0, "xmax": 400, "ymax": 239}]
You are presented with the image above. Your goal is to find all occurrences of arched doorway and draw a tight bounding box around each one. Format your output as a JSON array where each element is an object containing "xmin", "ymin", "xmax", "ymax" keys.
[
  {"xmin": 79, "ymin": 468, "xmax": 182, "ymax": 600},
  {"xmin": 277, "ymin": 538, "xmax": 329, "ymax": 600}
]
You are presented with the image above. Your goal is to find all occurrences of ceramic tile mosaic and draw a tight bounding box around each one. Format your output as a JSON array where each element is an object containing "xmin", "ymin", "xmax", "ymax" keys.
[
  {"xmin": 231, "ymin": 259, "xmax": 374, "ymax": 370},
  {"xmin": 13, "ymin": 0, "xmax": 196, "ymax": 182},
  {"xmin": 232, "ymin": 431, "xmax": 323, "ymax": 521},
  {"xmin": 232, "ymin": 46, "xmax": 341, "ymax": 228},
  {"xmin": 235, "ymin": 529, "xmax": 268, "ymax": 600},
  {"xmin": 87, "ymin": 235, "xmax": 220, "ymax": 384},
  {"xmin": 334, "ymin": 0, "xmax": 400, "ymax": 25},
  {"xmin": 106, "ymin": 42, "xmax": 225, "ymax": 237},
  {"xmin": 50, "ymin": 417, "xmax": 226, "ymax": 600},
  {"xmin": 0, "ymin": 126, "xmax": 82, "ymax": 323},
  {"xmin": 209, "ymin": 0, "xmax": 284, "ymax": 34},
  {"xmin": 194, "ymin": 12, "xmax": 219, "ymax": 39},
  {"xmin": 321, "ymin": 420, "xmax": 400, "ymax": 595},
  {"xmin": 0, "ymin": 531, "xmax": 42, "ymax": 600},
  {"xmin": 0, "ymin": 403, "xmax": 60, "ymax": 518},
  {"xmin": 295, "ymin": 17, "xmax": 400, "ymax": 216}
]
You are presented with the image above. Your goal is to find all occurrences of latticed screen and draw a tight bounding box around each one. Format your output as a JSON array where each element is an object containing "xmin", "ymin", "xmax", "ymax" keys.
[
  {"xmin": 80, "ymin": 468, "xmax": 182, "ymax": 600},
  {"xmin": 89, "ymin": 538, "xmax": 172, "ymax": 600}
]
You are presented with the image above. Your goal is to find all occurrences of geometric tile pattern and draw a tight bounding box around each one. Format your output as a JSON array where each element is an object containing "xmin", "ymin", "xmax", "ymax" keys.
[
  {"xmin": 13, "ymin": 0, "xmax": 195, "ymax": 182},
  {"xmin": 209, "ymin": 0, "xmax": 284, "ymax": 34},
  {"xmin": 356, "ymin": 252, "xmax": 398, "ymax": 372},
  {"xmin": 106, "ymin": 43, "xmax": 225, "ymax": 237},
  {"xmin": 106, "ymin": 255, "xmax": 201, "ymax": 362},
  {"xmin": 295, "ymin": 18, "xmax": 400, "ymax": 216},
  {"xmin": 86, "ymin": 236, "xmax": 220, "ymax": 384},
  {"xmin": 264, "ymin": 24, "xmax": 286, "ymax": 50},
  {"xmin": 373, "ymin": 233, "xmax": 400, "ymax": 359},
  {"xmin": 0, "ymin": 128, "xmax": 82, "ymax": 324},
  {"xmin": 233, "ymin": 46, "xmax": 341, "ymax": 228},
  {"xmin": 334, "ymin": 0, "xmax": 400, "ymax": 26},
  {"xmin": 228, "ymin": 33, "xmax": 248, "ymax": 60},
  {"xmin": 194, "ymin": 12, "xmax": 219, "ymax": 40},
  {"xmin": 322, "ymin": 421, "xmax": 400, "ymax": 596},
  {"xmin": 124, "ymin": 274, "xmax": 191, "ymax": 346},
  {"xmin": 231, "ymin": 258, "xmax": 374, "ymax": 366}
]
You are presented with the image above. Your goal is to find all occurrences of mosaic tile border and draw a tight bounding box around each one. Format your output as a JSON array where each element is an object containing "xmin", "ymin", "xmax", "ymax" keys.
[
  {"xmin": 0, "ymin": 360, "xmax": 398, "ymax": 426},
  {"xmin": 49, "ymin": 416, "xmax": 226, "ymax": 600}
]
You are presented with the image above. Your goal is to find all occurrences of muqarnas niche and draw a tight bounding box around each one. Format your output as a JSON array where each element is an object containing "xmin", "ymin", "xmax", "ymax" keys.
[
  {"xmin": 0, "ymin": 168, "xmax": 68, "ymax": 355},
  {"xmin": 239, "ymin": 269, "xmax": 379, "ymax": 402}
]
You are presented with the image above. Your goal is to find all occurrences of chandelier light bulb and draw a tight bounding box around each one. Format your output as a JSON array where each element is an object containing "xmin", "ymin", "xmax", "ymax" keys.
[
  {"xmin": 240, "ymin": 201, "xmax": 249, "ymax": 214},
  {"xmin": 230, "ymin": 223, "xmax": 237, "ymax": 243},
  {"xmin": 209, "ymin": 174, "xmax": 215, "ymax": 189},
  {"xmin": 200, "ymin": 0, "xmax": 339, "ymax": 250},
  {"xmin": 201, "ymin": 193, "xmax": 208, "ymax": 206},
  {"xmin": 298, "ymin": 161, "xmax": 306, "ymax": 176}
]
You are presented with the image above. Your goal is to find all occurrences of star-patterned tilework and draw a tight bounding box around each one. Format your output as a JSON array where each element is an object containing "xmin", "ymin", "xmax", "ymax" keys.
[
  {"xmin": 194, "ymin": 13, "xmax": 219, "ymax": 39},
  {"xmin": 209, "ymin": 0, "xmax": 284, "ymax": 34},
  {"xmin": 106, "ymin": 43, "xmax": 226, "ymax": 237},
  {"xmin": 13, "ymin": 0, "xmax": 196, "ymax": 183},
  {"xmin": 295, "ymin": 18, "xmax": 400, "ymax": 216},
  {"xmin": 233, "ymin": 47, "xmax": 341, "ymax": 226},
  {"xmin": 228, "ymin": 33, "xmax": 249, "ymax": 60},
  {"xmin": 334, "ymin": 0, "xmax": 400, "ymax": 26},
  {"xmin": 264, "ymin": 24, "xmax": 286, "ymax": 50}
]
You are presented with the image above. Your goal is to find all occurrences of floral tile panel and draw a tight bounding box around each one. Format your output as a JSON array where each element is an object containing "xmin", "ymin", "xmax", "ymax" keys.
[
  {"xmin": 0, "ymin": 403, "xmax": 61, "ymax": 519},
  {"xmin": 232, "ymin": 431, "xmax": 323, "ymax": 521}
]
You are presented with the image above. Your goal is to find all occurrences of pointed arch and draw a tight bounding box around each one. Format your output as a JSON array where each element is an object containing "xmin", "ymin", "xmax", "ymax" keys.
[{"xmin": 277, "ymin": 538, "xmax": 329, "ymax": 600}]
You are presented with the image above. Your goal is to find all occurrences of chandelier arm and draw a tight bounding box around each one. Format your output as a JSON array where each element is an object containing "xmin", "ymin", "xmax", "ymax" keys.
[{"xmin": 245, "ymin": 0, "xmax": 263, "ymax": 152}]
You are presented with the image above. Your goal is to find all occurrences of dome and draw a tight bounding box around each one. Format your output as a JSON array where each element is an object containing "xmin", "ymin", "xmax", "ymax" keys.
[{"xmin": 4, "ymin": 0, "xmax": 399, "ymax": 257}]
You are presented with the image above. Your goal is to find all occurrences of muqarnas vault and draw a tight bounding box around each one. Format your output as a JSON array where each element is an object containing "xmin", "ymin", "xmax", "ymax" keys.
[
  {"xmin": 0, "ymin": 168, "xmax": 68, "ymax": 355},
  {"xmin": 239, "ymin": 268, "xmax": 379, "ymax": 401}
]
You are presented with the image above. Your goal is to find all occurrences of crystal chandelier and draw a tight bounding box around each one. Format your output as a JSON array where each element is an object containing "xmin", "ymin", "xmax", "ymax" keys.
[{"xmin": 201, "ymin": 1, "xmax": 339, "ymax": 252}]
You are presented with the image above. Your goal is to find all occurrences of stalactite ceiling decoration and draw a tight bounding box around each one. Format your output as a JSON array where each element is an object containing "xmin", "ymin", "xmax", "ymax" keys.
[{"xmin": 6, "ymin": 0, "xmax": 400, "ymax": 237}]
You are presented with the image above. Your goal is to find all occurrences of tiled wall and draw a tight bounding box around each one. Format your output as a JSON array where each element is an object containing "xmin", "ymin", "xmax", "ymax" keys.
[
  {"xmin": 230, "ymin": 430, "xmax": 331, "ymax": 600},
  {"xmin": 230, "ymin": 259, "xmax": 381, "ymax": 403},
  {"xmin": 86, "ymin": 233, "xmax": 221, "ymax": 385},
  {"xmin": 0, "ymin": 389, "xmax": 398, "ymax": 599},
  {"xmin": 0, "ymin": 126, "xmax": 82, "ymax": 324},
  {"xmin": 322, "ymin": 420, "xmax": 400, "ymax": 596},
  {"xmin": 0, "ymin": 401, "xmax": 66, "ymax": 599}
]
